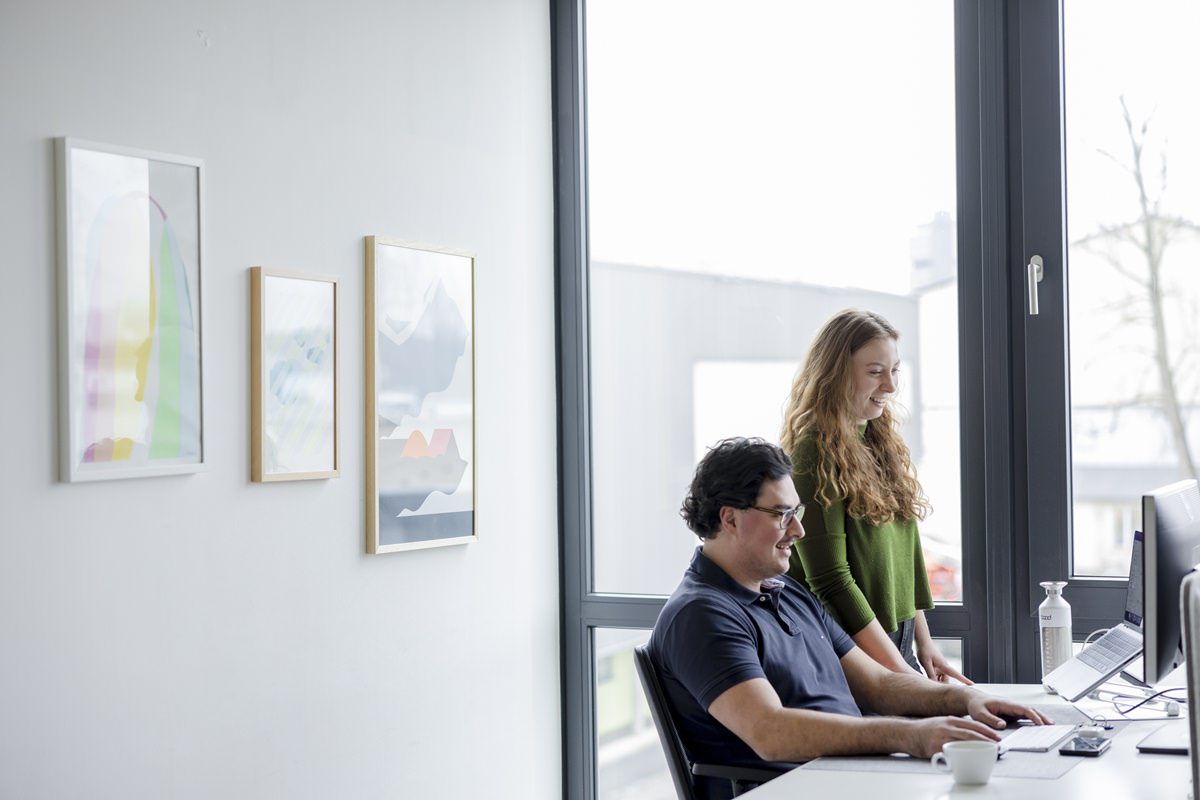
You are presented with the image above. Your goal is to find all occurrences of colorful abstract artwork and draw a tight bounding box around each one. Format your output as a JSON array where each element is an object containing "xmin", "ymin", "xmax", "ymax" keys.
[
  {"xmin": 250, "ymin": 269, "xmax": 339, "ymax": 481},
  {"xmin": 365, "ymin": 237, "xmax": 475, "ymax": 553},
  {"xmin": 56, "ymin": 139, "xmax": 204, "ymax": 482}
]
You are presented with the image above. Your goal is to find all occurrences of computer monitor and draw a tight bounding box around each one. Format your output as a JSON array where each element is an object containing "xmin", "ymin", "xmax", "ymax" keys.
[{"xmin": 1141, "ymin": 479, "xmax": 1200, "ymax": 686}]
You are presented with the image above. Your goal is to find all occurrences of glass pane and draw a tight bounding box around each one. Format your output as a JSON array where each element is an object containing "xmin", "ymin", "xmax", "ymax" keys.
[
  {"xmin": 585, "ymin": 1, "xmax": 962, "ymax": 601},
  {"xmin": 594, "ymin": 628, "xmax": 673, "ymax": 800},
  {"xmin": 1065, "ymin": 0, "xmax": 1200, "ymax": 577}
]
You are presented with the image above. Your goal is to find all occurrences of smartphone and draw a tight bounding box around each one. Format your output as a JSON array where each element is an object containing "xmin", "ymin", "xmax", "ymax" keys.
[{"xmin": 1058, "ymin": 736, "xmax": 1111, "ymax": 757}]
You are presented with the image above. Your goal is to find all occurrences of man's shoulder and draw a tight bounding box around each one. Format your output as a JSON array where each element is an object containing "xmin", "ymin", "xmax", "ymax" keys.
[
  {"xmin": 658, "ymin": 574, "xmax": 745, "ymax": 626},
  {"xmin": 653, "ymin": 576, "xmax": 754, "ymax": 654}
]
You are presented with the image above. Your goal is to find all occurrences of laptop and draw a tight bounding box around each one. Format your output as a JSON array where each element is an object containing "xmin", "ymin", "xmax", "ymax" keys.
[{"xmin": 1043, "ymin": 532, "xmax": 1146, "ymax": 702}]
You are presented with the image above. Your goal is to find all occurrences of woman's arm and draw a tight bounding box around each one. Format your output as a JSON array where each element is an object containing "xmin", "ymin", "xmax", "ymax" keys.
[
  {"xmin": 913, "ymin": 609, "xmax": 973, "ymax": 684},
  {"xmin": 851, "ymin": 618, "xmax": 920, "ymax": 675}
]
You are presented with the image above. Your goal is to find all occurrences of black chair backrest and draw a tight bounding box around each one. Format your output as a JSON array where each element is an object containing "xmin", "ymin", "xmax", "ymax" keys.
[{"xmin": 633, "ymin": 643, "xmax": 698, "ymax": 800}]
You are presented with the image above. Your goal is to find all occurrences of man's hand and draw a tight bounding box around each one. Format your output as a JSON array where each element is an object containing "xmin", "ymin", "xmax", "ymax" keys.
[
  {"xmin": 903, "ymin": 716, "xmax": 1000, "ymax": 758},
  {"xmin": 964, "ymin": 695, "xmax": 1053, "ymax": 729}
]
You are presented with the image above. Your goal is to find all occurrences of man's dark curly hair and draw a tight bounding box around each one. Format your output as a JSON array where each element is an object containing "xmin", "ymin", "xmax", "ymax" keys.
[{"xmin": 680, "ymin": 437, "xmax": 793, "ymax": 540}]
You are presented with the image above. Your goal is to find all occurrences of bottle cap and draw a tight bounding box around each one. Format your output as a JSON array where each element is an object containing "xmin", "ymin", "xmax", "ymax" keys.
[{"xmin": 1040, "ymin": 581, "xmax": 1068, "ymax": 594}]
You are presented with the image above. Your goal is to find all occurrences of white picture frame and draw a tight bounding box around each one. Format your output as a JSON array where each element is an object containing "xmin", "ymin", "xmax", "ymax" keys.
[{"xmin": 55, "ymin": 138, "xmax": 206, "ymax": 482}]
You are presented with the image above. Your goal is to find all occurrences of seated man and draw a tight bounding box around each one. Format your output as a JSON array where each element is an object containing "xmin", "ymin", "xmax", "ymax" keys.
[{"xmin": 649, "ymin": 437, "xmax": 1047, "ymax": 798}]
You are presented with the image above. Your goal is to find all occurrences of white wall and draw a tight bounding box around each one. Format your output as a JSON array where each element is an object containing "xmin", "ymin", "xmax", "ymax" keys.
[{"xmin": 0, "ymin": 1, "xmax": 560, "ymax": 797}]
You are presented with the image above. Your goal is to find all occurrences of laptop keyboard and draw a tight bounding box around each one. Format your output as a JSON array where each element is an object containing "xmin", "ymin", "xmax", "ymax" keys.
[{"xmin": 1077, "ymin": 625, "xmax": 1142, "ymax": 672}]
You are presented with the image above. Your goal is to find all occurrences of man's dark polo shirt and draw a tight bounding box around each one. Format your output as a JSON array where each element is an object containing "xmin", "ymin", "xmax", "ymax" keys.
[{"xmin": 648, "ymin": 547, "xmax": 860, "ymax": 771}]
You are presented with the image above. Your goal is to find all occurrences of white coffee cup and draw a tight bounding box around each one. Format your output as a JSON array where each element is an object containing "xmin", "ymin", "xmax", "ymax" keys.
[{"xmin": 930, "ymin": 740, "xmax": 999, "ymax": 785}]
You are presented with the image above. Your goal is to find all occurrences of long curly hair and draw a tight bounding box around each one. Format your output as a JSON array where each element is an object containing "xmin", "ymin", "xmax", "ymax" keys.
[{"xmin": 780, "ymin": 309, "xmax": 930, "ymax": 525}]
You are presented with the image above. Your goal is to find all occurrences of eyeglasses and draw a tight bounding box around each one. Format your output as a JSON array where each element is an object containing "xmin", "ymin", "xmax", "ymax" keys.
[{"xmin": 749, "ymin": 504, "xmax": 805, "ymax": 530}]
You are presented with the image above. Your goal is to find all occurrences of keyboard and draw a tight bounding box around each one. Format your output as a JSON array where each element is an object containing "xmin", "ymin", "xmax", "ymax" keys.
[
  {"xmin": 1078, "ymin": 625, "xmax": 1142, "ymax": 672},
  {"xmin": 999, "ymin": 724, "xmax": 1077, "ymax": 752}
]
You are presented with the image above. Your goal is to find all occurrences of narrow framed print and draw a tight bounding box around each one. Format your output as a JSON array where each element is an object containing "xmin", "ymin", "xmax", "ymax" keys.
[
  {"xmin": 365, "ymin": 236, "xmax": 475, "ymax": 553},
  {"xmin": 55, "ymin": 138, "xmax": 205, "ymax": 482},
  {"xmin": 250, "ymin": 268, "xmax": 339, "ymax": 482}
]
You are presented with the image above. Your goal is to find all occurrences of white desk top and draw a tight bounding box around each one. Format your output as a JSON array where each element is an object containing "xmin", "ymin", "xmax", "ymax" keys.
[{"xmin": 740, "ymin": 684, "xmax": 1192, "ymax": 799}]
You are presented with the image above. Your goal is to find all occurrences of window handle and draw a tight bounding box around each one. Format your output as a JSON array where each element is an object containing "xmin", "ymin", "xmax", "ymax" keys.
[{"xmin": 1027, "ymin": 255, "xmax": 1044, "ymax": 316}]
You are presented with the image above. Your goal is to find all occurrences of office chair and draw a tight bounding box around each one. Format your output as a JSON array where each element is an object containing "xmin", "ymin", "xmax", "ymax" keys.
[{"xmin": 632, "ymin": 644, "xmax": 796, "ymax": 799}]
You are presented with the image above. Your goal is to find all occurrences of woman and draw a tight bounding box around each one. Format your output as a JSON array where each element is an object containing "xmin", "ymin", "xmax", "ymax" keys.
[{"xmin": 780, "ymin": 309, "xmax": 969, "ymax": 683}]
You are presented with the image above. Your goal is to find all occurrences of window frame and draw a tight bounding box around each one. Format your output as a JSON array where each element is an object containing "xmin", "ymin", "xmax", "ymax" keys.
[{"xmin": 550, "ymin": 1, "xmax": 1060, "ymax": 797}]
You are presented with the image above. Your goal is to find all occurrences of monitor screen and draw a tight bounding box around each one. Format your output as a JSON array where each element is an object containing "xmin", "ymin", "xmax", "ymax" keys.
[
  {"xmin": 1142, "ymin": 479, "xmax": 1200, "ymax": 686},
  {"xmin": 1124, "ymin": 530, "xmax": 1144, "ymax": 628}
]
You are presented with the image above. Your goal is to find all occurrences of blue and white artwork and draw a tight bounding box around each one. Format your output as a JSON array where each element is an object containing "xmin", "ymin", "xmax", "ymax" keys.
[
  {"xmin": 369, "ymin": 239, "xmax": 474, "ymax": 552},
  {"xmin": 253, "ymin": 270, "xmax": 338, "ymax": 481}
]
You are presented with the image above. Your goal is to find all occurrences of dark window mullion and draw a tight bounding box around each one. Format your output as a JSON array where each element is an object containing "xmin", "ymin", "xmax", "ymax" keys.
[
  {"xmin": 552, "ymin": 1, "xmax": 596, "ymax": 798},
  {"xmin": 579, "ymin": 595, "xmax": 665, "ymax": 629},
  {"xmin": 925, "ymin": 605, "xmax": 972, "ymax": 634},
  {"xmin": 954, "ymin": 0, "xmax": 1016, "ymax": 682}
]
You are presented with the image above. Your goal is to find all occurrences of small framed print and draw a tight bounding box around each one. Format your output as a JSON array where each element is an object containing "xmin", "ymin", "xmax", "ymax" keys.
[
  {"xmin": 56, "ymin": 138, "xmax": 205, "ymax": 482},
  {"xmin": 365, "ymin": 236, "xmax": 475, "ymax": 553},
  {"xmin": 250, "ymin": 268, "xmax": 339, "ymax": 482}
]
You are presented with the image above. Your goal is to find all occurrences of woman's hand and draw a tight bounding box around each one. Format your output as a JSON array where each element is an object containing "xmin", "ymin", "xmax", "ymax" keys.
[
  {"xmin": 917, "ymin": 641, "xmax": 973, "ymax": 684},
  {"xmin": 914, "ymin": 609, "xmax": 973, "ymax": 684}
]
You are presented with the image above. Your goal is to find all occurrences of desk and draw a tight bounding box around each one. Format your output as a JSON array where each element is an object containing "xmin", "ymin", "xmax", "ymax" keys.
[{"xmin": 740, "ymin": 684, "xmax": 1192, "ymax": 799}]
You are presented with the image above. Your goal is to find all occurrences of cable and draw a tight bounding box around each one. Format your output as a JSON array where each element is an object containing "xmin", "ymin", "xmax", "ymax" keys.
[
  {"xmin": 1090, "ymin": 687, "xmax": 1187, "ymax": 718},
  {"xmin": 1083, "ymin": 627, "xmax": 1111, "ymax": 647}
]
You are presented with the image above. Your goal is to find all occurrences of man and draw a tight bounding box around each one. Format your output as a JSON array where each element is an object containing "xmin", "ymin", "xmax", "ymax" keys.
[{"xmin": 649, "ymin": 437, "xmax": 1047, "ymax": 797}]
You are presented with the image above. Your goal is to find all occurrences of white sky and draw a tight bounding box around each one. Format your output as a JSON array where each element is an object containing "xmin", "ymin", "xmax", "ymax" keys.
[
  {"xmin": 586, "ymin": 1, "xmax": 1200, "ymax": 295},
  {"xmin": 585, "ymin": 0, "xmax": 956, "ymax": 294},
  {"xmin": 586, "ymin": 0, "xmax": 1200, "ymax": 406}
]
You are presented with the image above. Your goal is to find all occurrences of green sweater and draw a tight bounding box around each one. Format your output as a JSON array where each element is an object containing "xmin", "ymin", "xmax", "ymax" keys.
[{"xmin": 786, "ymin": 431, "xmax": 933, "ymax": 635}]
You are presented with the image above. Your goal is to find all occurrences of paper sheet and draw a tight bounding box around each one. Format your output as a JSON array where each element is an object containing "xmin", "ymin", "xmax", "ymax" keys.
[{"xmin": 801, "ymin": 750, "xmax": 1083, "ymax": 780}]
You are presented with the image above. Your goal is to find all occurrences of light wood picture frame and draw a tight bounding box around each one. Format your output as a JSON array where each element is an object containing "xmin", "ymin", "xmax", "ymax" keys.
[
  {"xmin": 250, "ymin": 268, "xmax": 339, "ymax": 482},
  {"xmin": 365, "ymin": 236, "xmax": 476, "ymax": 553},
  {"xmin": 55, "ymin": 138, "xmax": 205, "ymax": 482}
]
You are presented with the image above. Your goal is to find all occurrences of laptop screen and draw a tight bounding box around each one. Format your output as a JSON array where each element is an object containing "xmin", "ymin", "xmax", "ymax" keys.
[{"xmin": 1125, "ymin": 530, "xmax": 1144, "ymax": 627}]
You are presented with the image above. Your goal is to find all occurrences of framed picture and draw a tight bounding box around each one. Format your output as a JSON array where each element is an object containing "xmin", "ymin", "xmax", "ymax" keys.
[
  {"xmin": 250, "ymin": 268, "xmax": 339, "ymax": 482},
  {"xmin": 365, "ymin": 236, "xmax": 475, "ymax": 553},
  {"xmin": 55, "ymin": 138, "xmax": 205, "ymax": 482}
]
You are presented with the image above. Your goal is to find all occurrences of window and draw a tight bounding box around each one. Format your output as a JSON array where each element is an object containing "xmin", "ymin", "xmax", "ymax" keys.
[
  {"xmin": 593, "ymin": 629, "xmax": 670, "ymax": 799},
  {"xmin": 586, "ymin": 0, "xmax": 963, "ymax": 600},
  {"xmin": 1018, "ymin": 0, "xmax": 1200, "ymax": 663},
  {"xmin": 1063, "ymin": 0, "xmax": 1200, "ymax": 577},
  {"xmin": 554, "ymin": 0, "xmax": 1161, "ymax": 797},
  {"xmin": 556, "ymin": 3, "xmax": 983, "ymax": 798}
]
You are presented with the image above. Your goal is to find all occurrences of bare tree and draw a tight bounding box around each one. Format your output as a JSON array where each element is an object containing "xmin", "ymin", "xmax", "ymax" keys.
[{"xmin": 1073, "ymin": 98, "xmax": 1199, "ymax": 479}]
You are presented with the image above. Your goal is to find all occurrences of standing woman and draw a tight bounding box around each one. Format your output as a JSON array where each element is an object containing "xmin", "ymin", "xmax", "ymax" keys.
[{"xmin": 780, "ymin": 309, "xmax": 969, "ymax": 683}]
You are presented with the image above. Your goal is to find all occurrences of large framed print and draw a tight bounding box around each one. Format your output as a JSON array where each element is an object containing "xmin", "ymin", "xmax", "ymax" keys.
[
  {"xmin": 250, "ymin": 268, "xmax": 339, "ymax": 482},
  {"xmin": 365, "ymin": 236, "xmax": 475, "ymax": 553},
  {"xmin": 55, "ymin": 138, "xmax": 205, "ymax": 482}
]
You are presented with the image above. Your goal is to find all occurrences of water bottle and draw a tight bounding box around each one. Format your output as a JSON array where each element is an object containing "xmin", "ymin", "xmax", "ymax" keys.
[{"xmin": 1039, "ymin": 581, "xmax": 1072, "ymax": 685}]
